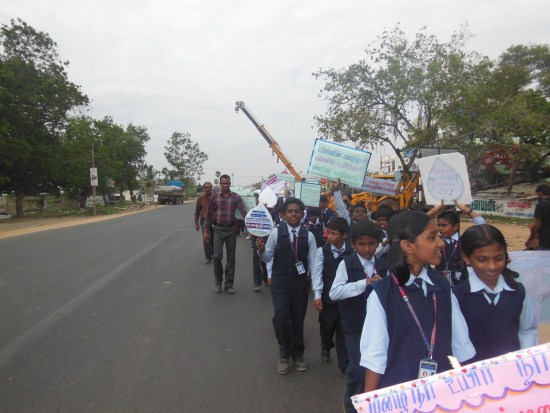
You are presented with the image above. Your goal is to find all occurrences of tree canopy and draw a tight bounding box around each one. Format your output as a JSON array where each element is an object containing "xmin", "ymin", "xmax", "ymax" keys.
[
  {"xmin": 164, "ymin": 132, "xmax": 208, "ymax": 186},
  {"xmin": 314, "ymin": 25, "xmax": 550, "ymax": 190},
  {"xmin": 0, "ymin": 19, "xmax": 89, "ymax": 199}
]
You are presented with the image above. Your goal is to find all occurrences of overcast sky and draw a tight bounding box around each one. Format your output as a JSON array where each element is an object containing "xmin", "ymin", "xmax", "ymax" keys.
[{"xmin": 2, "ymin": 0, "xmax": 549, "ymax": 186}]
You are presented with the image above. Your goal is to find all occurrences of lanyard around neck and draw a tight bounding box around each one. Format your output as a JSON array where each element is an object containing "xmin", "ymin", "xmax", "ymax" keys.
[
  {"xmin": 442, "ymin": 236, "xmax": 459, "ymax": 269},
  {"xmin": 391, "ymin": 273, "xmax": 437, "ymax": 359}
]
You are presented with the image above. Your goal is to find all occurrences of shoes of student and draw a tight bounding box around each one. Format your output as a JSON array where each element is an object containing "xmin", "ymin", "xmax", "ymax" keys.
[
  {"xmin": 215, "ymin": 284, "xmax": 222, "ymax": 294},
  {"xmin": 278, "ymin": 358, "xmax": 290, "ymax": 375},
  {"xmin": 253, "ymin": 286, "xmax": 260, "ymax": 293},
  {"xmin": 292, "ymin": 357, "xmax": 308, "ymax": 372},
  {"xmin": 320, "ymin": 350, "xmax": 330, "ymax": 365},
  {"xmin": 225, "ymin": 287, "xmax": 235, "ymax": 294}
]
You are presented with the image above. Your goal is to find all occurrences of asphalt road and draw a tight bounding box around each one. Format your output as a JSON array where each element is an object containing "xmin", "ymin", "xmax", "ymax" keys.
[{"xmin": 0, "ymin": 204, "xmax": 344, "ymax": 412}]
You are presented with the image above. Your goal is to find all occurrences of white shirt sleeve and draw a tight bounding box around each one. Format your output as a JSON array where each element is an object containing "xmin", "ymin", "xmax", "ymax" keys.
[
  {"xmin": 451, "ymin": 292, "xmax": 477, "ymax": 362},
  {"xmin": 311, "ymin": 247, "xmax": 325, "ymax": 300},
  {"xmin": 333, "ymin": 190, "xmax": 351, "ymax": 225},
  {"xmin": 307, "ymin": 232, "xmax": 318, "ymax": 273},
  {"xmin": 329, "ymin": 259, "xmax": 367, "ymax": 301},
  {"xmin": 519, "ymin": 292, "xmax": 538, "ymax": 349},
  {"xmin": 260, "ymin": 228, "xmax": 279, "ymax": 264},
  {"xmin": 471, "ymin": 215, "xmax": 486, "ymax": 225},
  {"xmin": 359, "ymin": 291, "xmax": 389, "ymax": 373}
]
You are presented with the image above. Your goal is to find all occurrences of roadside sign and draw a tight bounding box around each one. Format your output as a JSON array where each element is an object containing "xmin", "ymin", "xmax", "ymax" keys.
[{"xmin": 90, "ymin": 168, "xmax": 98, "ymax": 187}]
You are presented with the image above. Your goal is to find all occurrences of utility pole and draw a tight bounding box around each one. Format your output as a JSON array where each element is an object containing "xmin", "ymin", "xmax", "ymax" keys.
[{"xmin": 91, "ymin": 143, "xmax": 97, "ymax": 216}]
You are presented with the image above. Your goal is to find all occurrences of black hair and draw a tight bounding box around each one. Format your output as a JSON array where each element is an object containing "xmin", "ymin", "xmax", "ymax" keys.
[
  {"xmin": 351, "ymin": 203, "xmax": 367, "ymax": 213},
  {"xmin": 350, "ymin": 220, "xmax": 382, "ymax": 242},
  {"xmin": 220, "ymin": 174, "xmax": 231, "ymax": 182},
  {"xmin": 461, "ymin": 224, "xmax": 507, "ymax": 256},
  {"xmin": 373, "ymin": 205, "xmax": 393, "ymax": 220},
  {"xmin": 387, "ymin": 210, "xmax": 433, "ymax": 285},
  {"xmin": 281, "ymin": 197, "xmax": 305, "ymax": 213},
  {"xmin": 536, "ymin": 184, "xmax": 550, "ymax": 196},
  {"xmin": 319, "ymin": 195, "xmax": 329, "ymax": 203},
  {"xmin": 308, "ymin": 207, "xmax": 320, "ymax": 216},
  {"xmin": 461, "ymin": 224, "xmax": 519, "ymax": 282},
  {"xmin": 437, "ymin": 210, "xmax": 460, "ymax": 226},
  {"xmin": 327, "ymin": 217, "xmax": 350, "ymax": 235}
]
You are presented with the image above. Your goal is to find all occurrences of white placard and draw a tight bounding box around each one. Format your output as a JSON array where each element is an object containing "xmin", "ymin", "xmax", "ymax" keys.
[
  {"xmin": 415, "ymin": 153, "xmax": 472, "ymax": 205},
  {"xmin": 245, "ymin": 202, "xmax": 274, "ymax": 237},
  {"xmin": 90, "ymin": 168, "xmax": 98, "ymax": 187}
]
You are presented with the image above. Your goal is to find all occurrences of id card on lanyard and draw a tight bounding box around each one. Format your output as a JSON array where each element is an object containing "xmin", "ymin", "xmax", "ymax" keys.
[
  {"xmin": 442, "ymin": 237, "xmax": 459, "ymax": 285},
  {"xmin": 290, "ymin": 229, "xmax": 306, "ymax": 275},
  {"xmin": 391, "ymin": 274, "xmax": 438, "ymax": 378}
]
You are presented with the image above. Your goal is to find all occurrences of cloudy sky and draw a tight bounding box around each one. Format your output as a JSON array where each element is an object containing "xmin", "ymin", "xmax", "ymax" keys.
[{"xmin": 2, "ymin": 0, "xmax": 549, "ymax": 186}]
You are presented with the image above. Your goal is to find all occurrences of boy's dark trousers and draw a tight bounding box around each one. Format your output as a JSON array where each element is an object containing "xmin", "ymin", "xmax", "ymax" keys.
[
  {"xmin": 343, "ymin": 330, "xmax": 365, "ymax": 413},
  {"xmin": 319, "ymin": 302, "xmax": 348, "ymax": 371},
  {"xmin": 251, "ymin": 237, "xmax": 267, "ymax": 286},
  {"xmin": 271, "ymin": 276, "xmax": 309, "ymax": 358}
]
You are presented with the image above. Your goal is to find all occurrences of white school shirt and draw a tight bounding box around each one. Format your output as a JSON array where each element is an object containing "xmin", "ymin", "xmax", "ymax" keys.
[
  {"xmin": 260, "ymin": 224, "xmax": 318, "ymax": 279},
  {"xmin": 311, "ymin": 244, "xmax": 346, "ymax": 300},
  {"xmin": 329, "ymin": 253, "xmax": 378, "ymax": 301},
  {"xmin": 359, "ymin": 266, "xmax": 476, "ymax": 374},
  {"xmin": 466, "ymin": 267, "xmax": 538, "ymax": 349}
]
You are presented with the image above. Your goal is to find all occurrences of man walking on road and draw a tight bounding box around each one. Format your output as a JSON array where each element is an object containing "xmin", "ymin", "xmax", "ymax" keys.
[
  {"xmin": 525, "ymin": 184, "xmax": 550, "ymax": 250},
  {"xmin": 195, "ymin": 182, "xmax": 214, "ymax": 263},
  {"xmin": 204, "ymin": 174, "xmax": 248, "ymax": 294}
]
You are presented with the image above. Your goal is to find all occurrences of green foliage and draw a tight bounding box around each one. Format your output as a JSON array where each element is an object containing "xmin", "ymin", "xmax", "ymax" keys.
[
  {"xmin": 60, "ymin": 116, "xmax": 150, "ymax": 204},
  {"xmin": 314, "ymin": 25, "xmax": 487, "ymax": 174},
  {"xmin": 164, "ymin": 132, "xmax": 208, "ymax": 185},
  {"xmin": 0, "ymin": 19, "xmax": 89, "ymax": 196}
]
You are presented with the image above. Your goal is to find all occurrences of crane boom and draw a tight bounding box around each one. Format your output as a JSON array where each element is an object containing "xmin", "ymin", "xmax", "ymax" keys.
[{"xmin": 235, "ymin": 101, "xmax": 301, "ymax": 180}]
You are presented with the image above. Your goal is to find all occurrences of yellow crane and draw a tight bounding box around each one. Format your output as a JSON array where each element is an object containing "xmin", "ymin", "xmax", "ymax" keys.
[{"xmin": 235, "ymin": 101, "xmax": 301, "ymax": 181}]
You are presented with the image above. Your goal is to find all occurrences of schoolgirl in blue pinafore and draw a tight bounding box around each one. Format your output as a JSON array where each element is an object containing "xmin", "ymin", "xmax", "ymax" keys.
[{"xmin": 452, "ymin": 224, "xmax": 537, "ymax": 363}]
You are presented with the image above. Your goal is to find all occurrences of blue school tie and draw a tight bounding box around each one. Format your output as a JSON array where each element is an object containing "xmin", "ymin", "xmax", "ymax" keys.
[
  {"xmin": 412, "ymin": 278, "xmax": 423, "ymax": 289},
  {"xmin": 291, "ymin": 229, "xmax": 297, "ymax": 245},
  {"xmin": 485, "ymin": 292, "xmax": 498, "ymax": 305}
]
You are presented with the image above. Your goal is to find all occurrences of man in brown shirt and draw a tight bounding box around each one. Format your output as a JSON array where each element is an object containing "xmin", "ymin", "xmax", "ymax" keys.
[{"xmin": 195, "ymin": 182, "xmax": 213, "ymax": 263}]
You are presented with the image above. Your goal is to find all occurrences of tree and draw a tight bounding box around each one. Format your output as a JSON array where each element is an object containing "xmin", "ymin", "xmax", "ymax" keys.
[
  {"xmin": 0, "ymin": 19, "xmax": 88, "ymax": 216},
  {"xmin": 164, "ymin": 132, "xmax": 208, "ymax": 185},
  {"xmin": 59, "ymin": 116, "xmax": 150, "ymax": 207},
  {"xmin": 314, "ymin": 25, "xmax": 488, "ymax": 176}
]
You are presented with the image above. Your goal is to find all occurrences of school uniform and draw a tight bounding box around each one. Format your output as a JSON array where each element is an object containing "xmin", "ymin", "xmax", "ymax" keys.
[
  {"xmin": 311, "ymin": 241, "xmax": 353, "ymax": 371},
  {"xmin": 320, "ymin": 208, "xmax": 336, "ymax": 227},
  {"xmin": 307, "ymin": 221, "xmax": 325, "ymax": 248},
  {"xmin": 435, "ymin": 233, "xmax": 465, "ymax": 284},
  {"xmin": 260, "ymin": 223, "xmax": 317, "ymax": 359},
  {"xmin": 360, "ymin": 266, "xmax": 475, "ymax": 389},
  {"xmin": 452, "ymin": 267, "xmax": 537, "ymax": 362},
  {"xmin": 330, "ymin": 252, "xmax": 388, "ymax": 413}
]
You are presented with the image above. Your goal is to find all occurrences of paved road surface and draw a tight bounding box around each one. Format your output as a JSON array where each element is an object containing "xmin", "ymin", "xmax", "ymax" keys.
[{"xmin": 0, "ymin": 204, "xmax": 344, "ymax": 412}]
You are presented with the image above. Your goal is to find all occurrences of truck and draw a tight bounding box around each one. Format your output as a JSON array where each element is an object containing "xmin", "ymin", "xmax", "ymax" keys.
[{"xmin": 156, "ymin": 185, "xmax": 185, "ymax": 205}]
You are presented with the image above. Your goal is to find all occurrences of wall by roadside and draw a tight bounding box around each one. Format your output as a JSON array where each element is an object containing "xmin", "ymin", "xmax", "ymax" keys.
[{"xmin": 471, "ymin": 197, "xmax": 535, "ymax": 219}]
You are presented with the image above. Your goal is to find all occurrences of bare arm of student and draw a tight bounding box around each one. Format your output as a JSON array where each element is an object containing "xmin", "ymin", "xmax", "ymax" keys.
[
  {"xmin": 331, "ymin": 179, "xmax": 351, "ymax": 225},
  {"xmin": 329, "ymin": 260, "xmax": 367, "ymax": 301},
  {"xmin": 311, "ymin": 247, "xmax": 325, "ymax": 311},
  {"xmin": 454, "ymin": 200, "xmax": 485, "ymax": 224},
  {"xmin": 365, "ymin": 370, "xmax": 382, "ymax": 393},
  {"xmin": 426, "ymin": 200, "xmax": 445, "ymax": 218},
  {"xmin": 519, "ymin": 292, "xmax": 538, "ymax": 348},
  {"xmin": 450, "ymin": 292, "xmax": 476, "ymax": 362}
]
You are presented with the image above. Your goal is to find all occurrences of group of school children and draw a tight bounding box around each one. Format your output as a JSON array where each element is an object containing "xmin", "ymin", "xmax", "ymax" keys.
[{"xmin": 254, "ymin": 181, "xmax": 538, "ymax": 413}]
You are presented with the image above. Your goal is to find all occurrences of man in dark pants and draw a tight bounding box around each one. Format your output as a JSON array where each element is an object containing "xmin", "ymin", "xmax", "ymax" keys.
[
  {"xmin": 203, "ymin": 175, "xmax": 248, "ymax": 294},
  {"xmin": 194, "ymin": 181, "xmax": 213, "ymax": 263}
]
